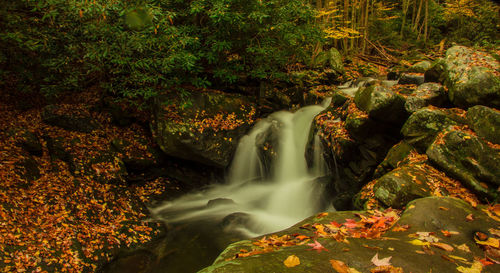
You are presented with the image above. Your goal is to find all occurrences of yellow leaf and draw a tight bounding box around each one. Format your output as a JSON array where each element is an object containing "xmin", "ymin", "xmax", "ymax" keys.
[
  {"xmin": 408, "ymin": 239, "xmax": 430, "ymax": 246},
  {"xmin": 475, "ymin": 237, "xmax": 500, "ymax": 248},
  {"xmin": 448, "ymin": 255, "xmax": 468, "ymax": 262},
  {"xmin": 284, "ymin": 255, "xmax": 300, "ymax": 268},
  {"xmin": 456, "ymin": 260, "xmax": 482, "ymax": 273}
]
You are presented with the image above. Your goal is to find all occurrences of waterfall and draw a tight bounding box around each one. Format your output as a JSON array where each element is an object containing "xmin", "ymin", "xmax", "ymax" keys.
[{"xmin": 151, "ymin": 98, "xmax": 332, "ymax": 237}]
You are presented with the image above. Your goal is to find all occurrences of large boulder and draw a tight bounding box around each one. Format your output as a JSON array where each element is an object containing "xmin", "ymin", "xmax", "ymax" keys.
[
  {"xmin": 200, "ymin": 197, "xmax": 500, "ymax": 273},
  {"xmin": 404, "ymin": 83, "xmax": 448, "ymax": 113},
  {"xmin": 373, "ymin": 141, "xmax": 416, "ymax": 178},
  {"xmin": 426, "ymin": 128, "xmax": 500, "ymax": 200},
  {"xmin": 354, "ymin": 84, "xmax": 407, "ymax": 124},
  {"xmin": 467, "ymin": 105, "xmax": 500, "ymax": 144},
  {"xmin": 373, "ymin": 164, "xmax": 432, "ymax": 209},
  {"xmin": 151, "ymin": 91, "xmax": 256, "ymax": 168},
  {"xmin": 442, "ymin": 46, "xmax": 500, "ymax": 108},
  {"xmin": 401, "ymin": 107, "xmax": 467, "ymax": 152}
]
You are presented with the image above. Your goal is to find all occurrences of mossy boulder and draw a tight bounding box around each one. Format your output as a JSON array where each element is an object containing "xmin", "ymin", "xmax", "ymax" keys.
[
  {"xmin": 401, "ymin": 107, "xmax": 467, "ymax": 152},
  {"xmin": 354, "ymin": 84, "xmax": 407, "ymax": 124},
  {"xmin": 426, "ymin": 128, "xmax": 500, "ymax": 200},
  {"xmin": 404, "ymin": 83, "xmax": 448, "ymax": 113},
  {"xmin": 373, "ymin": 141, "xmax": 416, "ymax": 178},
  {"xmin": 408, "ymin": 60, "xmax": 432, "ymax": 73},
  {"xmin": 373, "ymin": 164, "xmax": 432, "ymax": 209},
  {"xmin": 41, "ymin": 104, "xmax": 99, "ymax": 133},
  {"xmin": 424, "ymin": 59, "xmax": 447, "ymax": 83},
  {"xmin": 151, "ymin": 91, "xmax": 256, "ymax": 168},
  {"xmin": 467, "ymin": 105, "xmax": 500, "ymax": 144},
  {"xmin": 200, "ymin": 197, "xmax": 500, "ymax": 273},
  {"xmin": 442, "ymin": 46, "xmax": 500, "ymax": 108}
]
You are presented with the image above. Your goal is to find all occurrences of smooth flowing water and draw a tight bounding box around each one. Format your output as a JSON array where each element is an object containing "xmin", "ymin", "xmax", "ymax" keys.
[{"xmin": 148, "ymin": 98, "xmax": 332, "ymax": 272}]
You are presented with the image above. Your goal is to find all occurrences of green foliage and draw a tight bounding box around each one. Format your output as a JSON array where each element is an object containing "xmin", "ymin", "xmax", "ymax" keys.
[{"xmin": 0, "ymin": 0, "xmax": 320, "ymax": 101}]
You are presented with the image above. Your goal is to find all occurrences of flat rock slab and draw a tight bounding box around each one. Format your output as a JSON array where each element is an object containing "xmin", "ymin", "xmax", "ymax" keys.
[{"xmin": 201, "ymin": 197, "xmax": 500, "ymax": 273}]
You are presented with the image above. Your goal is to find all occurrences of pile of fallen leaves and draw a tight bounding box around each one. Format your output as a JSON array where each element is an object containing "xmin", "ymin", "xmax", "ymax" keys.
[
  {"xmin": 233, "ymin": 209, "xmax": 401, "ymax": 261},
  {"xmin": 0, "ymin": 101, "xmax": 165, "ymax": 272},
  {"xmin": 315, "ymin": 110, "xmax": 352, "ymax": 156}
]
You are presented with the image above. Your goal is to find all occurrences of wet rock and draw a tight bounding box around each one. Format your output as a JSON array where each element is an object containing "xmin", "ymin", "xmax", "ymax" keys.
[
  {"xmin": 221, "ymin": 212, "xmax": 252, "ymax": 231},
  {"xmin": 467, "ymin": 105, "xmax": 500, "ymax": 144},
  {"xmin": 401, "ymin": 107, "xmax": 467, "ymax": 152},
  {"xmin": 404, "ymin": 83, "xmax": 448, "ymax": 113},
  {"xmin": 354, "ymin": 84, "xmax": 407, "ymax": 124},
  {"xmin": 398, "ymin": 73, "xmax": 425, "ymax": 85},
  {"xmin": 42, "ymin": 105, "xmax": 98, "ymax": 133},
  {"xmin": 200, "ymin": 197, "xmax": 499, "ymax": 273},
  {"xmin": 442, "ymin": 46, "xmax": 500, "ymax": 108},
  {"xmin": 207, "ymin": 198, "xmax": 237, "ymax": 208},
  {"xmin": 110, "ymin": 138, "xmax": 164, "ymax": 172},
  {"xmin": 328, "ymin": 47, "xmax": 344, "ymax": 75},
  {"xmin": 426, "ymin": 128, "xmax": 500, "ymax": 200}
]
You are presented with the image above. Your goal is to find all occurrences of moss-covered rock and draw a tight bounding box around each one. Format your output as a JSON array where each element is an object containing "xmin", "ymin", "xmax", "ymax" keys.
[
  {"xmin": 442, "ymin": 46, "xmax": 500, "ymax": 108},
  {"xmin": 426, "ymin": 128, "xmax": 500, "ymax": 200},
  {"xmin": 151, "ymin": 91, "xmax": 256, "ymax": 168},
  {"xmin": 373, "ymin": 164, "xmax": 432, "ymax": 209},
  {"xmin": 398, "ymin": 73, "xmax": 425, "ymax": 85},
  {"xmin": 373, "ymin": 141, "xmax": 416, "ymax": 178},
  {"xmin": 467, "ymin": 105, "xmax": 500, "ymax": 144},
  {"xmin": 200, "ymin": 197, "xmax": 500, "ymax": 273},
  {"xmin": 408, "ymin": 60, "xmax": 432, "ymax": 73},
  {"xmin": 41, "ymin": 104, "xmax": 99, "ymax": 133},
  {"xmin": 401, "ymin": 107, "xmax": 467, "ymax": 152},
  {"xmin": 424, "ymin": 59, "xmax": 446, "ymax": 83},
  {"xmin": 404, "ymin": 83, "xmax": 448, "ymax": 113},
  {"xmin": 354, "ymin": 84, "xmax": 407, "ymax": 124}
]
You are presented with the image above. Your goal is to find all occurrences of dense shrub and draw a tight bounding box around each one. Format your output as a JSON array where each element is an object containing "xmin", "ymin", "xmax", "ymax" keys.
[{"xmin": 0, "ymin": 0, "xmax": 320, "ymax": 101}]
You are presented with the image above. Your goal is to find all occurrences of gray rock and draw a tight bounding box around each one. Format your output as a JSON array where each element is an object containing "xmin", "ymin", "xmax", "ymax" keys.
[
  {"xmin": 408, "ymin": 60, "xmax": 432, "ymax": 73},
  {"xmin": 398, "ymin": 73, "xmax": 425, "ymax": 85},
  {"xmin": 442, "ymin": 46, "xmax": 500, "ymax": 108},
  {"xmin": 404, "ymin": 83, "xmax": 448, "ymax": 113}
]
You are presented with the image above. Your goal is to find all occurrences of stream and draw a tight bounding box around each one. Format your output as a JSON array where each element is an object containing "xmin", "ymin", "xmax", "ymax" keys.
[{"xmin": 148, "ymin": 97, "xmax": 333, "ymax": 272}]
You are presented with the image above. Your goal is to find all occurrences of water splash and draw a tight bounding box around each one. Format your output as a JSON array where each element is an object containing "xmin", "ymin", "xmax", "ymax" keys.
[{"xmin": 151, "ymin": 98, "xmax": 332, "ymax": 236}]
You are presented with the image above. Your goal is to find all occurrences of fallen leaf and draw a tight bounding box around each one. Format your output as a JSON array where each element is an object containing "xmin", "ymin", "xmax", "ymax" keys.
[
  {"xmin": 409, "ymin": 239, "xmax": 430, "ymax": 246},
  {"xmin": 466, "ymin": 214, "xmax": 475, "ymax": 222},
  {"xmin": 456, "ymin": 260, "xmax": 482, "ymax": 273},
  {"xmin": 316, "ymin": 212, "xmax": 329, "ymax": 218},
  {"xmin": 475, "ymin": 237, "xmax": 500, "ymax": 248},
  {"xmin": 441, "ymin": 230, "xmax": 459, "ymax": 237},
  {"xmin": 392, "ymin": 225, "xmax": 410, "ymax": 232},
  {"xmin": 371, "ymin": 253, "xmax": 392, "ymax": 267},
  {"xmin": 370, "ymin": 265, "xmax": 404, "ymax": 273},
  {"xmin": 307, "ymin": 240, "xmax": 328, "ymax": 252},
  {"xmin": 330, "ymin": 259, "xmax": 350, "ymax": 273},
  {"xmin": 431, "ymin": 242, "xmax": 454, "ymax": 251},
  {"xmin": 283, "ymin": 255, "xmax": 300, "ymax": 268},
  {"xmin": 439, "ymin": 207, "xmax": 449, "ymax": 211},
  {"xmin": 457, "ymin": 244, "xmax": 471, "ymax": 253},
  {"xmin": 447, "ymin": 255, "xmax": 468, "ymax": 262}
]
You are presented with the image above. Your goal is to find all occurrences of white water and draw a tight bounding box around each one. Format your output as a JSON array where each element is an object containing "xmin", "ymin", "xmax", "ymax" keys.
[{"xmin": 151, "ymin": 98, "xmax": 332, "ymax": 237}]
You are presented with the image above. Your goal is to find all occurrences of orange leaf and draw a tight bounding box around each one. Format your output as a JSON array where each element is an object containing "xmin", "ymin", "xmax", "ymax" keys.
[
  {"xmin": 330, "ymin": 259, "xmax": 350, "ymax": 273},
  {"xmin": 431, "ymin": 242, "xmax": 454, "ymax": 252}
]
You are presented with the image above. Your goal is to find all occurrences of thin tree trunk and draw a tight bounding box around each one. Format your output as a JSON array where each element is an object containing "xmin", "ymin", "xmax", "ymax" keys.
[
  {"xmin": 413, "ymin": 0, "xmax": 423, "ymax": 32},
  {"xmin": 423, "ymin": 0, "xmax": 429, "ymax": 43}
]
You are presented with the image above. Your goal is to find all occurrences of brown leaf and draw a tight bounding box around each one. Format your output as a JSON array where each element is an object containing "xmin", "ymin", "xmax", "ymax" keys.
[
  {"xmin": 466, "ymin": 214, "xmax": 475, "ymax": 222},
  {"xmin": 431, "ymin": 242, "xmax": 454, "ymax": 251},
  {"xmin": 370, "ymin": 265, "xmax": 404, "ymax": 273}
]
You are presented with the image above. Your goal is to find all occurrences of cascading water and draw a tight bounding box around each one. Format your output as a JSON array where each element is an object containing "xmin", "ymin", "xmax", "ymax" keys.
[{"xmin": 151, "ymin": 98, "xmax": 332, "ymax": 238}]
